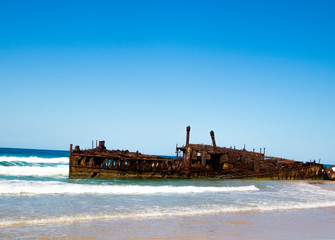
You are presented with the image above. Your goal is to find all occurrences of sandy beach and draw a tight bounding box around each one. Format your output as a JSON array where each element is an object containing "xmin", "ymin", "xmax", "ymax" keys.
[{"xmin": 1, "ymin": 206, "xmax": 335, "ymax": 240}]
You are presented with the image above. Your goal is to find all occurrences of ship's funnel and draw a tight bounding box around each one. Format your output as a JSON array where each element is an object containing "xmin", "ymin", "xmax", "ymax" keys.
[
  {"xmin": 186, "ymin": 126, "xmax": 191, "ymax": 146},
  {"xmin": 210, "ymin": 130, "xmax": 216, "ymax": 148}
]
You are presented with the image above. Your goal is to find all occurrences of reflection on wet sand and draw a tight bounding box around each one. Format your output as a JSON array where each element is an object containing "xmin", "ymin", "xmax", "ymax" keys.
[{"xmin": 2, "ymin": 207, "xmax": 335, "ymax": 240}]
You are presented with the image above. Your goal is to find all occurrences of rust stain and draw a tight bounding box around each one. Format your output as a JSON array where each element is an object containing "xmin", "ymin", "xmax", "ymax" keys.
[{"xmin": 69, "ymin": 126, "xmax": 332, "ymax": 180}]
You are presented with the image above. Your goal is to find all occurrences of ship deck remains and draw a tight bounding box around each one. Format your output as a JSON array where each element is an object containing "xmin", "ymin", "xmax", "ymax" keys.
[{"xmin": 69, "ymin": 126, "xmax": 329, "ymax": 180}]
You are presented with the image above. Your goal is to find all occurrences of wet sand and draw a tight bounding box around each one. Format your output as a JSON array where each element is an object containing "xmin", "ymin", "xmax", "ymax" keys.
[
  {"xmin": 1, "ymin": 207, "xmax": 335, "ymax": 239},
  {"xmin": 309, "ymin": 180, "xmax": 335, "ymax": 192}
]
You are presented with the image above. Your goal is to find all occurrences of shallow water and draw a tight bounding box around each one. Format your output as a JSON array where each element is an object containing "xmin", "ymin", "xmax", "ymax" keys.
[{"xmin": 1, "ymin": 147, "xmax": 335, "ymax": 238}]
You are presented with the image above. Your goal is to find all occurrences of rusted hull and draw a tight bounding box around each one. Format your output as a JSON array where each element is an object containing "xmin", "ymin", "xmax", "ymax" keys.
[
  {"xmin": 69, "ymin": 127, "xmax": 329, "ymax": 180},
  {"xmin": 69, "ymin": 170, "xmax": 325, "ymax": 180},
  {"xmin": 69, "ymin": 155, "xmax": 326, "ymax": 180},
  {"xmin": 69, "ymin": 168, "xmax": 325, "ymax": 180}
]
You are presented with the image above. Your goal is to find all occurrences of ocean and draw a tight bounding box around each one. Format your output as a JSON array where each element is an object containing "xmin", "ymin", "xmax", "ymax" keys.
[{"xmin": 1, "ymin": 147, "xmax": 335, "ymax": 239}]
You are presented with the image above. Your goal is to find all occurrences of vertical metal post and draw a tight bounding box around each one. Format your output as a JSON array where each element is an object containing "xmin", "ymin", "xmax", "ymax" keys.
[
  {"xmin": 184, "ymin": 147, "xmax": 193, "ymax": 170},
  {"xmin": 186, "ymin": 126, "xmax": 191, "ymax": 146},
  {"xmin": 210, "ymin": 130, "xmax": 216, "ymax": 149},
  {"xmin": 69, "ymin": 144, "xmax": 73, "ymax": 176},
  {"xmin": 201, "ymin": 151, "xmax": 207, "ymax": 168},
  {"xmin": 69, "ymin": 143, "xmax": 73, "ymax": 160}
]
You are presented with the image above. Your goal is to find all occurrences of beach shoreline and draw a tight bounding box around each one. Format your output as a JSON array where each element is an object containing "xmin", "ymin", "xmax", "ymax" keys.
[
  {"xmin": 1, "ymin": 149, "xmax": 335, "ymax": 240},
  {"xmin": 309, "ymin": 180, "xmax": 335, "ymax": 192},
  {"xmin": 1, "ymin": 206, "xmax": 335, "ymax": 240}
]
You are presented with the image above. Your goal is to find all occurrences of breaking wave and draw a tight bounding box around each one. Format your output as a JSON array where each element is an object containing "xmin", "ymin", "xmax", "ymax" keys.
[
  {"xmin": 0, "ymin": 156, "xmax": 69, "ymax": 164},
  {"xmin": 2, "ymin": 200, "xmax": 335, "ymax": 227},
  {"xmin": 0, "ymin": 179, "xmax": 258, "ymax": 195},
  {"xmin": 0, "ymin": 165, "xmax": 68, "ymax": 177}
]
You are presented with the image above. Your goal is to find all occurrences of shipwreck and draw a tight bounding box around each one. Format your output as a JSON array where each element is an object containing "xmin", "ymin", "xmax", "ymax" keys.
[{"xmin": 69, "ymin": 126, "xmax": 332, "ymax": 180}]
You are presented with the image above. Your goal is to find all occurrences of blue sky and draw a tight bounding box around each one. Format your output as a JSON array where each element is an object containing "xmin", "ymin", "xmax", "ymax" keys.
[{"xmin": 0, "ymin": 0, "xmax": 334, "ymax": 163}]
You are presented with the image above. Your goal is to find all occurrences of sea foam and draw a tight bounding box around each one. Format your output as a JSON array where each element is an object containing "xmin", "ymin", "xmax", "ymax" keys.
[
  {"xmin": 0, "ymin": 179, "xmax": 259, "ymax": 195},
  {"xmin": 2, "ymin": 200, "xmax": 335, "ymax": 227},
  {"xmin": 0, "ymin": 165, "xmax": 68, "ymax": 177},
  {"xmin": 0, "ymin": 156, "xmax": 69, "ymax": 164}
]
